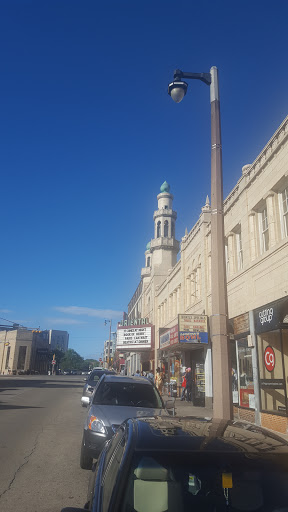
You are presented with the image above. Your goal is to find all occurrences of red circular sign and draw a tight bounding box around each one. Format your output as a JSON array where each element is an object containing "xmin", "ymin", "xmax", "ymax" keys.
[{"xmin": 264, "ymin": 346, "xmax": 275, "ymax": 372}]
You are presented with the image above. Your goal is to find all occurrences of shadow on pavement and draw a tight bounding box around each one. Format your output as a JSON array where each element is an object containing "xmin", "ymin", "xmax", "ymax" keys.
[
  {"xmin": 0, "ymin": 378, "xmax": 83, "ymax": 390},
  {"xmin": 0, "ymin": 404, "xmax": 44, "ymax": 410}
]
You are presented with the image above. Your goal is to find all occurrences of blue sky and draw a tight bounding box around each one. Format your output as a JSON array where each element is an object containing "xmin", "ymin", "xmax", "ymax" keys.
[{"xmin": 1, "ymin": 0, "xmax": 288, "ymax": 359}]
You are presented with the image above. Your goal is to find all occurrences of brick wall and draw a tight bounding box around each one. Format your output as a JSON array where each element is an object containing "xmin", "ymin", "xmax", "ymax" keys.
[
  {"xmin": 233, "ymin": 406, "xmax": 255, "ymax": 424},
  {"xmin": 261, "ymin": 412, "xmax": 288, "ymax": 434}
]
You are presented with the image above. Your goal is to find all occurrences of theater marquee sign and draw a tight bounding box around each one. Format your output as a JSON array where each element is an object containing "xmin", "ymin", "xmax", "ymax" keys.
[{"xmin": 117, "ymin": 323, "xmax": 153, "ymax": 350}]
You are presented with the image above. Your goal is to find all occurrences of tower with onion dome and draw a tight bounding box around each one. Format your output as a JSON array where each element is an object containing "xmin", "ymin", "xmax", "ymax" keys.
[{"xmin": 143, "ymin": 181, "xmax": 179, "ymax": 276}]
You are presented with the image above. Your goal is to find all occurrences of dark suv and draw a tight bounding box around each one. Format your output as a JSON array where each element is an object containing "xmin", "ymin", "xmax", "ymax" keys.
[
  {"xmin": 64, "ymin": 416, "xmax": 288, "ymax": 512},
  {"xmin": 81, "ymin": 369, "xmax": 115, "ymax": 406}
]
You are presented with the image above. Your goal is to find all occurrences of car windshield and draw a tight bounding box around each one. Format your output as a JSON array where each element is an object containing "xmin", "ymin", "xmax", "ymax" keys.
[
  {"xmin": 121, "ymin": 451, "xmax": 288, "ymax": 512},
  {"xmin": 93, "ymin": 381, "xmax": 163, "ymax": 408}
]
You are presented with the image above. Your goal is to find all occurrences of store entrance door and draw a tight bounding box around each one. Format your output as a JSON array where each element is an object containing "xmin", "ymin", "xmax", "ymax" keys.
[{"xmin": 188, "ymin": 349, "xmax": 205, "ymax": 406}]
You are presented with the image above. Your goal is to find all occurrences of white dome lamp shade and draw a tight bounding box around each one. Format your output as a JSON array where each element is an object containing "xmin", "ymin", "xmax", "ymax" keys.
[{"xmin": 168, "ymin": 80, "xmax": 188, "ymax": 103}]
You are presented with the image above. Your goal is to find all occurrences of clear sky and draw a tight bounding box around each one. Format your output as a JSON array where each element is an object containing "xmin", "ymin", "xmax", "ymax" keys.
[{"xmin": 1, "ymin": 0, "xmax": 288, "ymax": 359}]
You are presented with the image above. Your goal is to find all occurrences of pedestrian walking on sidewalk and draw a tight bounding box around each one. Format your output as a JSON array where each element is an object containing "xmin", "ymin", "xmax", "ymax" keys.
[
  {"xmin": 155, "ymin": 367, "xmax": 164, "ymax": 395},
  {"xmin": 147, "ymin": 370, "xmax": 154, "ymax": 384},
  {"xmin": 180, "ymin": 373, "xmax": 187, "ymax": 401},
  {"xmin": 186, "ymin": 367, "xmax": 193, "ymax": 403}
]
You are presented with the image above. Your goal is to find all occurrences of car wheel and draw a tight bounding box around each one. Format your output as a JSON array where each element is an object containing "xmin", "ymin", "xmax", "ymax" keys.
[{"xmin": 80, "ymin": 438, "xmax": 93, "ymax": 470}]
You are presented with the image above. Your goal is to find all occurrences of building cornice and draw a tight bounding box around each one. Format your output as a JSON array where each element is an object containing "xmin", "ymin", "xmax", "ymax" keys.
[
  {"xmin": 150, "ymin": 238, "xmax": 179, "ymax": 252},
  {"xmin": 224, "ymin": 114, "xmax": 288, "ymax": 214},
  {"xmin": 153, "ymin": 208, "xmax": 177, "ymax": 220},
  {"xmin": 180, "ymin": 218, "xmax": 201, "ymax": 249}
]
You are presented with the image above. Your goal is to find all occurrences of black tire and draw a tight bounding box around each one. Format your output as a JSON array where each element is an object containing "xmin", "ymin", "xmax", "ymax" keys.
[{"xmin": 80, "ymin": 438, "xmax": 93, "ymax": 470}]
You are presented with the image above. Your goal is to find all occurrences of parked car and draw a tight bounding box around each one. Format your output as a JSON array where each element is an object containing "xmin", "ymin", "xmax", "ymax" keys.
[
  {"xmin": 80, "ymin": 375, "xmax": 172, "ymax": 469},
  {"xmin": 63, "ymin": 416, "xmax": 288, "ymax": 512},
  {"xmin": 81, "ymin": 368, "xmax": 116, "ymax": 406}
]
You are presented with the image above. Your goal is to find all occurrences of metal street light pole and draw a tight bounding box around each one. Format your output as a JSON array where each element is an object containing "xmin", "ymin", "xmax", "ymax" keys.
[
  {"xmin": 104, "ymin": 319, "xmax": 112, "ymax": 369},
  {"xmin": 168, "ymin": 66, "xmax": 232, "ymax": 419},
  {"xmin": 0, "ymin": 330, "xmax": 9, "ymax": 374}
]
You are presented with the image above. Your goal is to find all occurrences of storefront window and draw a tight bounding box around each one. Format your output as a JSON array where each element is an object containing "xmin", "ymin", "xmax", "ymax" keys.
[
  {"xmin": 194, "ymin": 363, "xmax": 205, "ymax": 406},
  {"xmin": 236, "ymin": 339, "xmax": 255, "ymax": 409},
  {"xmin": 257, "ymin": 330, "xmax": 286, "ymax": 414},
  {"xmin": 17, "ymin": 346, "xmax": 27, "ymax": 370},
  {"xmin": 230, "ymin": 340, "xmax": 239, "ymax": 404},
  {"xmin": 282, "ymin": 330, "xmax": 288, "ymax": 400}
]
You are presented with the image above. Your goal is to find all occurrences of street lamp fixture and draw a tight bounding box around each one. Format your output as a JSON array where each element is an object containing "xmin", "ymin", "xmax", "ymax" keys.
[
  {"xmin": 168, "ymin": 66, "xmax": 232, "ymax": 420},
  {"xmin": 168, "ymin": 69, "xmax": 212, "ymax": 103}
]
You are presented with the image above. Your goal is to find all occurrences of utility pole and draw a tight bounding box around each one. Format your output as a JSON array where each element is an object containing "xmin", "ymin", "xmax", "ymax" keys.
[{"xmin": 104, "ymin": 320, "xmax": 112, "ymax": 369}]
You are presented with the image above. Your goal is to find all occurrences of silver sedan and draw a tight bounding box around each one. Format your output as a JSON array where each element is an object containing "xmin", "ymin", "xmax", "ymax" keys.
[{"xmin": 80, "ymin": 375, "xmax": 173, "ymax": 469}]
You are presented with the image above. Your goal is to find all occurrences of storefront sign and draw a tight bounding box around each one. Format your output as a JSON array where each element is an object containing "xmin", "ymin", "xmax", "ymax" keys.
[
  {"xmin": 240, "ymin": 388, "xmax": 255, "ymax": 409},
  {"xmin": 178, "ymin": 314, "xmax": 208, "ymax": 344},
  {"xmin": 264, "ymin": 346, "xmax": 275, "ymax": 372},
  {"xmin": 233, "ymin": 313, "xmax": 249, "ymax": 335},
  {"xmin": 260, "ymin": 379, "xmax": 285, "ymax": 389},
  {"xmin": 170, "ymin": 325, "xmax": 179, "ymax": 345},
  {"xmin": 248, "ymin": 394, "xmax": 255, "ymax": 409},
  {"xmin": 117, "ymin": 325, "xmax": 152, "ymax": 350},
  {"xmin": 160, "ymin": 325, "xmax": 178, "ymax": 349},
  {"xmin": 254, "ymin": 300, "xmax": 284, "ymax": 333},
  {"xmin": 160, "ymin": 331, "xmax": 170, "ymax": 349}
]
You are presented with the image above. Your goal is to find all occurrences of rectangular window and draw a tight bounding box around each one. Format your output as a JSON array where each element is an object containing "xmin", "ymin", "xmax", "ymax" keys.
[
  {"xmin": 186, "ymin": 277, "xmax": 190, "ymax": 308},
  {"xmin": 194, "ymin": 271, "xmax": 198, "ymax": 299},
  {"xmin": 207, "ymin": 255, "xmax": 211, "ymax": 292},
  {"xmin": 17, "ymin": 346, "xmax": 27, "ymax": 370},
  {"xmin": 236, "ymin": 231, "xmax": 243, "ymax": 270},
  {"xmin": 282, "ymin": 187, "xmax": 288, "ymax": 237},
  {"xmin": 225, "ymin": 241, "xmax": 229, "ymax": 276},
  {"xmin": 5, "ymin": 346, "xmax": 11, "ymax": 369},
  {"xmin": 259, "ymin": 207, "xmax": 269, "ymax": 253},
  {"xmin": 236, "ymin": 339, "xmax": 255, "ymax": 409},
  {"xmin": 191, "ymin": 273, "xmax": 196, "ymax": 304}
]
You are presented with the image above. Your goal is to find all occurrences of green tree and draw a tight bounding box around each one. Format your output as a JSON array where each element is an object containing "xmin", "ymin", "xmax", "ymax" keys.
[
  {"xmin": 60, "ymin": 349, "xmax": 84, "ymax": 371},
  {"xmin": 82, "ymin": 358, "xmax": 100, "ymax": 371}
]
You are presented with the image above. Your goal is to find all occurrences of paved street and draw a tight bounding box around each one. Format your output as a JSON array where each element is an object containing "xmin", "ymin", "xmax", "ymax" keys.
[{"xmin": 0, "ymin": 374, "xmax": 90, "ymax": 512}]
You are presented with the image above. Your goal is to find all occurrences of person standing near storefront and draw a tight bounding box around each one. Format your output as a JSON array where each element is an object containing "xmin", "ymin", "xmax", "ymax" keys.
[
  {"xmin": 186, "ymin": 367, "xmax": 193, "ymax": 403},
  {"xmin": 155, "ymin": 367, "xmax": 164, "ymax": 395},
  {"xmin": 147, "ymin": 370, "xmax": 154, "ymax": 384},
  {"xmin": 180, "ymin": 372, "xmax": 187, "ymax": 401}
]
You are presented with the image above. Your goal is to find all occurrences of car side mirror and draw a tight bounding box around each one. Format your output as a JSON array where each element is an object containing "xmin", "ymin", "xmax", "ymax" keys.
[{"xmin": 81, "ymin": 396, "xmax": 90, "ymax": 407}]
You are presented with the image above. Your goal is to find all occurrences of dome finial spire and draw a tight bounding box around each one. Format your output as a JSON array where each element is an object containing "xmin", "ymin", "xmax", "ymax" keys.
[{"xmin": 160, "ymin": 181, "xmax": 170, "ymax": 193}]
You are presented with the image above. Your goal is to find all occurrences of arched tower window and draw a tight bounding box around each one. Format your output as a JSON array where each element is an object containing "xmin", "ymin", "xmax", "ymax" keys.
[
  {"xmin": 171, "ymin": 221, "xmax": 175, "ymax": 238},
  {"xmin": 164, "ymin": 220, "xmax": 168, "ymax": 237},
  {"xmin": 157, "ymin": 221, "xmax": 161, "ymax": 238},
  {"xmin": 147, "ymin": 256, "xmax": 150, "ymax": 267}
]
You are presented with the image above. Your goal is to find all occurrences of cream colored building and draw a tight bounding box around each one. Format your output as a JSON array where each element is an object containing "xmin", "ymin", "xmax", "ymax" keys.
[
  {"xmin": 0, "ymin": 328, "xmax": 69, "ymax": 375},
  {"xmin": 125, "ymin": 114, "xmax": 288, "ymax": 433}
]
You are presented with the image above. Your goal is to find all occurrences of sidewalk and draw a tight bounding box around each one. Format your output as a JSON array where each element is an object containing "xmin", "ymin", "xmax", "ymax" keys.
[
  {"xmin": 169, "ymin": 397, "xmax": 213, "ymax": 418},
  {"xmin": 170, "ymin": 397, "xmax": 288, "ymax": 442}
]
